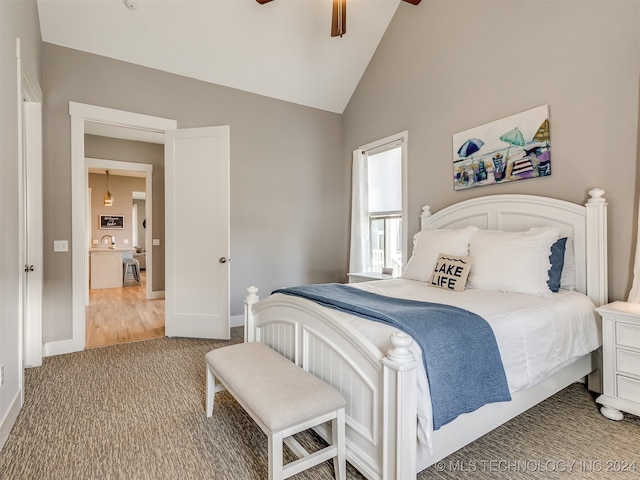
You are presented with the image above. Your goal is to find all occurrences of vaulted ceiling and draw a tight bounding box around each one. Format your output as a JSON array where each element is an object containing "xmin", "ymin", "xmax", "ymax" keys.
[{"xmin": 37, "ymin": 0, "xmax": 412, "ymax": 113}]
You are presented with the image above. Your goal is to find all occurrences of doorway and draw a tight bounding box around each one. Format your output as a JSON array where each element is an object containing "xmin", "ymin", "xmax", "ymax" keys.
[
  {"xmin": 61, "ymin": 102, "xmax": 230, "ymax": 357},
  {"xmin": 62, "ymin": 103, "xmax": 177, "ymax": 356},
  {"xmin": 85, "ymin": 164, "xmax": 163, "ymax": 348}
]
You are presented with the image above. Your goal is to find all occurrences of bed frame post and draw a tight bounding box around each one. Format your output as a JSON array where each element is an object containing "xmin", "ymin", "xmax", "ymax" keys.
[
  {"xmin": 420, "ymin": 205, "xmax": 432, "ymax": 231},
  {"xmin": 244, "ymin": 286, "xmax": 259, "ymax": 342},
  {"xmin": 382, "ymin": 332, "xmax": 418, "ymax": 480},
  {"xmin": 585, "ymin": 188, "xmax": 608, "ymax": 307},
  {"xmin": 585, "ymin": 188, "xmax": 607, "ymax": 394}
]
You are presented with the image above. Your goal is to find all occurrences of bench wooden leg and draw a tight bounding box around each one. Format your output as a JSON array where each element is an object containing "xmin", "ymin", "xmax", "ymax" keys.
[
  {"xmin": 206, "ymin": 365, "xmax": 228, "ymax": 417},
  {"xmin": 206, "ymin": 365, "xmax": 215, "ymax": 417},
  {"xmin": 269, "ymin": 431, "xmax": 284, "ymax": 480},
  {"xmin": 270, "ymin": 410, "xmax": 345, "ymax": 480},
  {"xmin": 333, "ymin": 408, "xmax": 346, "ymax": 480}
]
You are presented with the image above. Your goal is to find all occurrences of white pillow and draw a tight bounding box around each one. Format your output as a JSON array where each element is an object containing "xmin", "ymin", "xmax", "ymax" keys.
[
  {"xmin": 560, "ymin": 237, "xmax": 576, "ymax": 291},
  {"xmin": 467, "ymin": 227, "xmax": 560, "ymax": 295},
  {"xmin": 402, "ymin": 226, "xmax": 478, "ymax": 282}
]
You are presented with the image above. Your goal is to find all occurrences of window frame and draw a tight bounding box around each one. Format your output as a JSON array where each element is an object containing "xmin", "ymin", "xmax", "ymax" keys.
[
  {"xmin": 350, "ymin": 131, "xmax": 408, "ymax": 275},
  {"xmin": 369, "ymin": 212, "xmax": 403, "ymax": 275}
]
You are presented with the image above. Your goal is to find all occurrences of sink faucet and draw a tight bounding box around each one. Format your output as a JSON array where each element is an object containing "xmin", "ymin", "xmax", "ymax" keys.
[{"xmin": 101, "ymin": 235, "xmax": 115, "ymax": 248}]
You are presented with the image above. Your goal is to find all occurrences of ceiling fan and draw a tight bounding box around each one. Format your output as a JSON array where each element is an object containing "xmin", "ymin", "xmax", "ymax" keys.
[{"xmin": 257, "ymin": 0, "xmax": 421, "ymax": 38}]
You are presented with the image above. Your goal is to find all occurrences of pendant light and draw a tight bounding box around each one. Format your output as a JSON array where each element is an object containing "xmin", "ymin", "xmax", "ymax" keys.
[{"xmin": 104, "ymin": 169, "xmax": 114, "ymax": 206}]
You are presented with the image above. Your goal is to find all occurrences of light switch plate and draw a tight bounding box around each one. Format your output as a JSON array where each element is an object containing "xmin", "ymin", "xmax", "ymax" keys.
[
  {"xmin": 152, "ymin": 239, "xmax": 160, "ymax": 246},
  {"xmin": 53, "ymin": 240, "xmax": 69, "ymax": 252}
]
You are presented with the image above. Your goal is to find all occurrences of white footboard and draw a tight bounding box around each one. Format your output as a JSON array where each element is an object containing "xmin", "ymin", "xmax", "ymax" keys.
[{"xmin": 245, "ymin": 287, "xmax": 418, "ymax": 480}]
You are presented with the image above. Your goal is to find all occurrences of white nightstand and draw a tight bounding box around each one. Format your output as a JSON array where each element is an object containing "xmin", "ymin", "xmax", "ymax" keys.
[
  {"xmin": 595, "ymin": 301, "xmax": 640, "ymax": 420},
  {"xmin": 347, "ymin": 272, "xmax": 394, "ymax": 283}
]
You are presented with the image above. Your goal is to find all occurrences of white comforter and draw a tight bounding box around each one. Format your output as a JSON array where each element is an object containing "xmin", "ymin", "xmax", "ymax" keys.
[{"xmin": 320, "ymin": 279, "xmax": 601, "ymax": 448}]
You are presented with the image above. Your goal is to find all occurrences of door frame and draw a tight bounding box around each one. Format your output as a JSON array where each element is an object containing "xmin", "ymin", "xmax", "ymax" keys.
[{"xmin": 46, "ymin": 102, "xmax": 176, "ymax": 356}]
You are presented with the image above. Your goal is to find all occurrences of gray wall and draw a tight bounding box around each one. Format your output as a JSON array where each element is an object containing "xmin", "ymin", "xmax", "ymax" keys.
[
  {"xmin": 42, "ymin": 43, "xmax": 346, "ymax": 343},
  {"xmin": 0, "ymin": 0, "xmax": 41, "ymax": 444},
  {"xmin": 344, "ymin": 0, "xmax": 640, "ymax": 302},
  {"xmin": 86, "ymin": 135, "xmax": 164, "ymax": 291}
]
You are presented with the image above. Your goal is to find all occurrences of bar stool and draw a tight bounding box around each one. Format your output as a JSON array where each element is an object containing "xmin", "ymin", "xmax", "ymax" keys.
[{"xmin": 123, "ymin": 258, "xmax": 140, "ymax": 286}]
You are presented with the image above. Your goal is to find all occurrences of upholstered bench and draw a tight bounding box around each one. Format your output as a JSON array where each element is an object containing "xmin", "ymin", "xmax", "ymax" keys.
[{"xmin": 205, "ymin": 342, "xmax": 346, "ymax": 480}]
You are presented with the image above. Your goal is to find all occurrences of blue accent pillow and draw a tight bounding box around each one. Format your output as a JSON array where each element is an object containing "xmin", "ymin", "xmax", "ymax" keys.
[{"xmin": 548, "ymin": 237, "xmax": 567, "ymax": 292}]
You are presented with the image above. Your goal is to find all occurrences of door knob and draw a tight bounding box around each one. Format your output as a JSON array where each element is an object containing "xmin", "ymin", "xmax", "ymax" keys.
[
  {"xmin": 24, "ymin": 264, "xmax": 34, "ymax": 272},
  {"xmin": 219, "ymin": 257, "xmax": 229, "ymax": 264}
]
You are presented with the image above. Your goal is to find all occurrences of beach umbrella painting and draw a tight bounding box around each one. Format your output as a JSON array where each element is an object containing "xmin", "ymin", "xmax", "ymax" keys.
[
  {"xmin": 457, "ymin": 138, "xmax": 484, "ymax": 159},
  {"xmin": 533, "ymin": 119, "xmax": 550, "ymax": 145},
  {"xmin": 499, "ymin": 127, "xmax": 525, "ymax": 161}
]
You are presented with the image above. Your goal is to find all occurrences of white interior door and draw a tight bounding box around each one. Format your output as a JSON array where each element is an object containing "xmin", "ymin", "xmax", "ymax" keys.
[
  {"xmin": 22, "ymin": 101, "xmax": 43, "ymax": 367},
  {"xmin": 164, "ymin": 126, "xmax": 230, "ymax": 339},
  {"xmin": 17, "ymin": 36, "xmax": 44, "ymax": 371}
]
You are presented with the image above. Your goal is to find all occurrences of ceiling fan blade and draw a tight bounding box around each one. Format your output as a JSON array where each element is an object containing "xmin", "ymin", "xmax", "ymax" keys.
[
  {"xmin": 331, "ymin": 0, "xmax": 346, "ymax": 38},
  {"xmin": 258, "ymin": 0, "xmax": 419, "ymax": 38}
]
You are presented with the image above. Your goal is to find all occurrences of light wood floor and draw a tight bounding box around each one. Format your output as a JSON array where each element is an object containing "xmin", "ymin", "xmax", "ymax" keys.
[{"xmin": 85, "ymin": 270, "xmax": 165, "ymax": 349}]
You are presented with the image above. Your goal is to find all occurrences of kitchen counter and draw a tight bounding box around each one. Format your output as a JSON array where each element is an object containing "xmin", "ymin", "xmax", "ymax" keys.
[{"xmin": 89, "ymin": 248, "xmax": 135, "ymax": 289}]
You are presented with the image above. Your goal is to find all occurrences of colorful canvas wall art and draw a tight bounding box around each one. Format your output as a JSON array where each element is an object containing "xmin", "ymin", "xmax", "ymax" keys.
[{"xmin": 452, "ymin": 105, "xmax": 550, "ymax": 190}]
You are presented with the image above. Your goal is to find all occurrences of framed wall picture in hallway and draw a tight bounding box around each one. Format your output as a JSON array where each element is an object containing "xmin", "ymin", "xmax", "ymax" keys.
[{"xmin": 99, "ymin": 214, "xmax": 124, "ymax": 229}]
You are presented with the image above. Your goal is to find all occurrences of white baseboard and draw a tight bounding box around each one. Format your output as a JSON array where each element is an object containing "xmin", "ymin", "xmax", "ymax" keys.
[
  {"xmin": 0, "ymin": 389, "xmax": 22, "ymax": 453},
  {"xmin": 148, "ymin": 290, "xmax": 165, "ymax": 300},
  {"xmin": 44, "ymin": 338, "xmax": 82, "ymax": 357}
]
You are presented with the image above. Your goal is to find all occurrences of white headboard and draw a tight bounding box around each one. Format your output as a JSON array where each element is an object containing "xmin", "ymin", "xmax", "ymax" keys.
[{"xmin": 420, "ymin": 188, "xmax": 608, "ymax": 306}]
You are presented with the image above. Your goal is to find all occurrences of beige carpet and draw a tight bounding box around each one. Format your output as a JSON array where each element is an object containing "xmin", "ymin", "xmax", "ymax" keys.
[{"xmin": 0, "ymin": 328, "xmax": 638, "ymax": 479}]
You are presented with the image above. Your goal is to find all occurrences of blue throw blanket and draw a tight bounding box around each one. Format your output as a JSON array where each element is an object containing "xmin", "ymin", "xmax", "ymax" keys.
[{"xmin": 273, "ymin": 283, "xmax": 511, "ymax": 429}]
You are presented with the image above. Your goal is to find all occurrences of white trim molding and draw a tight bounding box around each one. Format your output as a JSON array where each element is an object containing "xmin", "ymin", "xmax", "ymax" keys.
[{"xmin": 0, "ymin": 390, "xmax": 22, "ymax": 452}]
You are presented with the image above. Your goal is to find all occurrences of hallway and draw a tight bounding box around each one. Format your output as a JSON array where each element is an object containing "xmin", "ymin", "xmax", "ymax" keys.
[{"xmin": 85, "ymin": 271, "xmax": 165, "ymax": 348}]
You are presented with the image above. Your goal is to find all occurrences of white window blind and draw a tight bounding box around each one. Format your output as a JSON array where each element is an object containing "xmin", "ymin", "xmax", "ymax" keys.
[{"xmin": 368, "ymin": 147, "xmax": 402, "ymax": 214}]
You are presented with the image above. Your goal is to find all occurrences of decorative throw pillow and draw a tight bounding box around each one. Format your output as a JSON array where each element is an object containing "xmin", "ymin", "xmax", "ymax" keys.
[
  {"xmin": 402, "ymin": 226, "xmax": 478, "ymax": 282},
  {"xmin": 547, "ymin": 237, "xmax": 567, "ymax": 292},
  {"xmin": 467, "ymin": 227, "xmax": 560, "ymax": 295},
  {"xmin": 430, "ymin": 254, "xmax": 472, "ymax": 292}
]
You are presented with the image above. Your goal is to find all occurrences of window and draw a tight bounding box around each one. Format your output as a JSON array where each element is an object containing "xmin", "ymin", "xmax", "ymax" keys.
[{"xmin": 349, "ymin": 132, "xmax": 407, "ymax": 277}]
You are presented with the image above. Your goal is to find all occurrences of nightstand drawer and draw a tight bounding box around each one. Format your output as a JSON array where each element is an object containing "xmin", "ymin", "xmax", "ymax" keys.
[
  {"xmin": 617, "ymin": 375, "xmax": 640, "ymax": 403},
  {"xmin": 617, "ymin": 348, "xmax": 640, "ymax": 377},
  {"xmin": 617, "ymin": 321, "xmax": 640, "ymax": 349}
]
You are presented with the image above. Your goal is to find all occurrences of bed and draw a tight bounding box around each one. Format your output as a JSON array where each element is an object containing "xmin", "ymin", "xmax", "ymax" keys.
[{"xmin": 243, "ymin": 188, "xmax": 608, "ymax": 479}]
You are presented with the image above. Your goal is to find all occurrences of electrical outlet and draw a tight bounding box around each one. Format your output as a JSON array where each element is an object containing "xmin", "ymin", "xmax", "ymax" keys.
[{"xmin": 0, "ymin": 364, "xmax": 4, "ymax": 387}]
